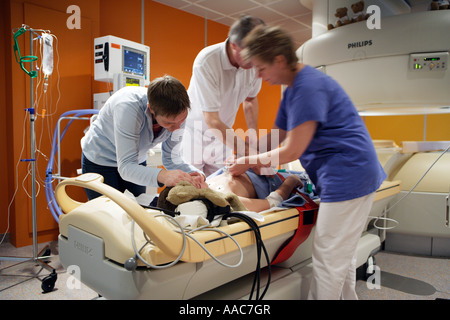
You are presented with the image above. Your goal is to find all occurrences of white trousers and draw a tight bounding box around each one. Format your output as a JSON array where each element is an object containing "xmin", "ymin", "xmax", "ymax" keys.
[{"xmin": 308, "ymin": 192, "xmax": 375, "ymax": 300}]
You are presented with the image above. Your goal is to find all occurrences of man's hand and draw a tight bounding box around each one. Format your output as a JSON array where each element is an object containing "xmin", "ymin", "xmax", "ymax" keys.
[
  {"xmin": 189, "ymin": 171, "xmax": 208, "ymax": 188},
  {"xmin": 157, "ymin": 170, "xmax": 202, "ymax": 188}
]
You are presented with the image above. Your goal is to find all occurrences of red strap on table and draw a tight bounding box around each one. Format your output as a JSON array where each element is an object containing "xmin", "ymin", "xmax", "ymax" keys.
[{"xmin": 271, "ymin": 173, "xmax": 319, "ymax": 265}]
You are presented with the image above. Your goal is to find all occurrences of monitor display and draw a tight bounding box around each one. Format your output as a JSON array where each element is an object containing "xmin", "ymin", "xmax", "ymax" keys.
[{"xmin": 123, "ymin": 47, "xmax": 145, "ymax": 76}]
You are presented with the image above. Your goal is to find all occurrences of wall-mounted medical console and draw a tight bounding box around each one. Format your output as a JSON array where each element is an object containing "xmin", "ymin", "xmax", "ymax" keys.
[{"xmin": 94, "ymin": 35, "xmax": 150, "ymax": 86}]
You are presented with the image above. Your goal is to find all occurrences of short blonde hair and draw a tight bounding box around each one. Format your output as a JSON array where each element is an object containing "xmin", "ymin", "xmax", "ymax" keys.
[{"xmin": 242, "ymin": 25, "xmax": 298, "ymax": 71}]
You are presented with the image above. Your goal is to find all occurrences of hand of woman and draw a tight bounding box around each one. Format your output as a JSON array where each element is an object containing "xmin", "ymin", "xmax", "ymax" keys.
[
  {"xmin": 228, "ymin": 163, "xmax": 250, "ymax": 176},
  {"xmin": 227, "ymin": 156, "xmax": 252, "ymax": 176}
]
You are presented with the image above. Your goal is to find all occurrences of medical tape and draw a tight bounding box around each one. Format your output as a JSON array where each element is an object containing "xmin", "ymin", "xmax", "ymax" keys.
[{"xmin": 265, "ymin": 191, "xmax": 283, "ymax": 208}]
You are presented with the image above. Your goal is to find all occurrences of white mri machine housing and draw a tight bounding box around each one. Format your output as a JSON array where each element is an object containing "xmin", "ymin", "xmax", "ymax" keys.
[
  {"xmin": 297, "ymin": 5, "xmax": 450, "ymax": 256},
  {"xmin": 297, "ymin": 9, "xmax": 450, "ymax": 114}
]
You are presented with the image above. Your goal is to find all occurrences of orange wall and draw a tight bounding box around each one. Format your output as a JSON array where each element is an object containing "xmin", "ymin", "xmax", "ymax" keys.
[
  {"xmin": 5, "ymin": 1, "xmax": 446, "ymax": 248},
  {"xmin": 1, "ymin": 0, "xmax": 281, "ymax": 247},
  {"xmin": 233, "ymin": 82, "xmax": 282, "ymax": 134},
  {"xmin": 0, "ymin": 1, "xmax": 11, "ymax": 242},
  {"xmin": 364, "ymin": 114, "xmax": 450, "ymax": 145},
  {"xmin": 2, "ymin": 0, "xmax": 101, "ymax": 247}
]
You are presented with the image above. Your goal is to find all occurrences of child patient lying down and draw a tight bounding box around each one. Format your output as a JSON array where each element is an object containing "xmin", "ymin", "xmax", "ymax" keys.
[
  {"xmin": 206, "ymin": 168, "xmax": 307, "ymax": 212},
  {"xmin": 158, "ymin": 168, "xmax": 316, "ymax": 214}
]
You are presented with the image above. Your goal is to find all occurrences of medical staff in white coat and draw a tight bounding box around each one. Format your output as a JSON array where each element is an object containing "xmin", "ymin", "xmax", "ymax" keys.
[
  {"xmin": 228, "ymin": 26, "xmax": 387, "ymax": 300},
  {"xmin": 181, "ymin": 16, "xmax": 264, "ymax": 176}
]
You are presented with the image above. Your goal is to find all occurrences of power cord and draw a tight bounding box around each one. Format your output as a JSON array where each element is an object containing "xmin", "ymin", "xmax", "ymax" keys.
[
  {"xmin": 369, "ymin": 144, "xmax": 450, "ymax": 230},
  {"xmin": 128, "ymin": 205, "xmax": 271, "ymax": 300},
  {"xmin": 128, "ymin": 213, "xmax": 244, "ymax": 270},
  {"xmin": 222, "ymin": 212, "xmax": 271, "ymax": 300}
]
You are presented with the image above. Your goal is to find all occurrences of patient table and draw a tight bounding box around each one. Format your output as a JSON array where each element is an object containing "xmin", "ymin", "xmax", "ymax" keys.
[{"xmin": 56, "ymin": 173, "xmax": 400, "ymax": 300}]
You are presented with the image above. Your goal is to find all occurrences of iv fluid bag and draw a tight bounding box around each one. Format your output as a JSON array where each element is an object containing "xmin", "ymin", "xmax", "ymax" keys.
[{"xmin": 42, "ymin": 33, "xmax": 53, "ymax": 76}]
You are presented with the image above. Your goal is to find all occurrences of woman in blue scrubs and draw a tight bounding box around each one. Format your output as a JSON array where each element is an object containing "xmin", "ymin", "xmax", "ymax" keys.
[{"xmin": 228, "ymin": 25, "xmax": 386, "ymax": 300}]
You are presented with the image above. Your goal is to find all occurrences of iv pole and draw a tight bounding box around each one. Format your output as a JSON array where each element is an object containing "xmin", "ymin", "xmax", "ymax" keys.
[{"xmin": 0, "ymin": 25, "xmax": 57, "ymax": 293}]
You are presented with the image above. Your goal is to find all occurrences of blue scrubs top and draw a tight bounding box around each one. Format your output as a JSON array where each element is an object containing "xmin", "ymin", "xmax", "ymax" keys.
[{"xmin": 275, "ymin": 65, "xmax": 386, "ymax": 202}]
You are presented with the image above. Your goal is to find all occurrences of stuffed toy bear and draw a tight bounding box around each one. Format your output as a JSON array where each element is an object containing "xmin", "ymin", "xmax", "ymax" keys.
[
  {"xmin": 351, "ymin": 1, "xmax": 370, "ymax": 22},
  {"xmin": 328, "ymin": 7, "xmax": 351, "ymax": 30},
  {"xmin": 430, "ymin": 0, "xmax": 450, "ymax": 10},
  {"xmin": 157, "ymin": 181, "xmax": 247, "ymax": 220}
]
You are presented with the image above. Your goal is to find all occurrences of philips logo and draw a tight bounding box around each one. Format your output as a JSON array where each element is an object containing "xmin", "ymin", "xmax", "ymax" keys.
[
  {"xmin": 73, "ymin": 240, "xmax": 93, "ymax": 256},
  {"xmin": 348, "ymin": 40, "xmax": 373, "ymax": 49}
]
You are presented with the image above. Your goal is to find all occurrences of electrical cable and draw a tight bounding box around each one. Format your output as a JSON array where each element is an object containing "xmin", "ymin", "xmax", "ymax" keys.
[
  {"xmin": 222, "ymin": 212, "xmax": 271, "ymax": 300},
  {"xmin": 128, "ymin": 206, "xmax": 272, "ymax": 299},
  {"xmin": 369, "ymin": 144, "xmax": 450, "ymax": 230},
  {"xmin": 384, "ymin": 144, "xmax": 450, "ymax": 214},
  {"xmin": 367, "ymin": 215, "xmax": 399, "ymax": 230},
  {"xmin": 45, "ymin": 109, "xmax": 99, "ymax": 222},
  {"xmin": 130, "ymin": 214, "xmax": 187, "ymax": 270},
  {"xmin": 179, "ymin": 225, "xmax": 244, "ymax": 268},
  {"xmin": 129, "ymin": 213, "xmax": 243, "ymax": 269},
  {"xmin": 0, "ymin": 113, "xmax": 29, "ymax": 246}
]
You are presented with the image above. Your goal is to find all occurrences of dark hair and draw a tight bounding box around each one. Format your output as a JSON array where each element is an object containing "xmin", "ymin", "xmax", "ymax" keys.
[
  {"xmin": 147, "ymin": 75, "xmax": 190, "ymax": 117},
  {"xmin": 228, "ymin": 15, "xmax": 265, "ymax": 47}
]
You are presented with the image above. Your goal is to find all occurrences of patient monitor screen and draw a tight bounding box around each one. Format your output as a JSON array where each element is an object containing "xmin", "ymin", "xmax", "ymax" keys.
[{"xmin": 123, "ymin": 46, "xmax": 146, "ymax": 76}]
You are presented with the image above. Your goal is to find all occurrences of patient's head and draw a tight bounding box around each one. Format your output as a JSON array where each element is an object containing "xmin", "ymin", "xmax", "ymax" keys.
[
  {"xmin": 156, "ymin": 186, "xmax": 177, "ymax": 212},
  {"xmin": 156, "ymin": 180, "xmax": 248, "ymax": 213}
]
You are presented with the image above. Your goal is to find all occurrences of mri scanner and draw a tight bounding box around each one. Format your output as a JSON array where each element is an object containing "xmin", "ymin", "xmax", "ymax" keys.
[
  {"xmin": 297, "ymin": 0, "xmax": 450, "ymax": 257},
  {"xmin": 54, "ymin": 1, "xmax": 449, "ymax": 300}
]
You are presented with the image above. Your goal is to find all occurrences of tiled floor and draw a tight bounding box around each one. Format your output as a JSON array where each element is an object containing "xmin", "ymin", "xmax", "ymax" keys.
[
  {"xmin": 1, "ymin": 240, "xmax": 449, "ymax": 300},
  {"xmin": 356, "ymin": 251, "xmax": 449, "ymax": 300},
  {"xmin": 0, "ymin": 241, "xmax": 98, "ymax": 300}
]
